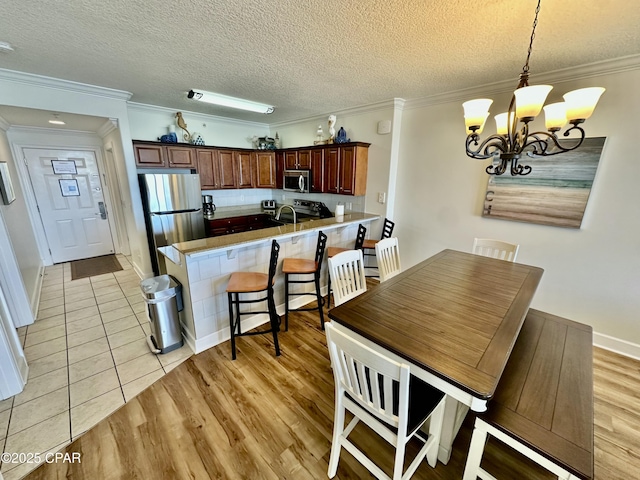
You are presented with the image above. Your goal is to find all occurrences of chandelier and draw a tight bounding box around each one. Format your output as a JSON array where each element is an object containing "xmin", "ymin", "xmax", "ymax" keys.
[{"xmin": 462, "ymin": 0, "xmax": 605, "ymax": 176}]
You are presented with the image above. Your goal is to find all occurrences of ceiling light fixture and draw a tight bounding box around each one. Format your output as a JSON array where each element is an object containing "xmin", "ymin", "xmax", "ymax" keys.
[
  {"xmin": 462, "ymin": 0, "xmax": 605, "ymax": 176},
  {"xmin": 48, "ymin": 114, "xmax": 66, "ymax": 125},
  {"xmin": 187, "ymin": 89, "xmax": 274, "ymax": 114}
]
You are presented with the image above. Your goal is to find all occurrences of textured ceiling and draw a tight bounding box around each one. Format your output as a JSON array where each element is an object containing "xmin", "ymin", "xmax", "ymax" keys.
[{"xmin": 1, "ymin": 0, "xmax": 639, "ymax": 126}]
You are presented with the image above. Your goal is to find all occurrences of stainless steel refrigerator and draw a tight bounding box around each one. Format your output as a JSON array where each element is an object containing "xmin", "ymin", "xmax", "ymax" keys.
[{"xmin": 139, "ymin": 173, "xmax": 205, "ymax": 275}]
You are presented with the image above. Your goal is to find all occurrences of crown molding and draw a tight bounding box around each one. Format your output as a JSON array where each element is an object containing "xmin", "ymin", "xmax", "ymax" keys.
[
  {"xmin": 405, "ymin": 54, "xmax": 640, "ymax": 110},
  {"xmin": 8, "ymin": 125, "xmax": 99, "ymax": 137},
  {"xmin": 269, "ymin": 98, "xmax": 402, "ymax": 128},
  {"xmin": 0, "ymin": 68, "xmax": 132, "ymax": 101},
  {"xmin": 97, "ymin": 118, "xmax": 118, "ymax": 137},
  {"xmin": 0, "ymin": 115, "xmax": 9, "ymax": 132},
  {"xmin": 127, "ymin": 102, "xmax": 270, "ymax": 128}
]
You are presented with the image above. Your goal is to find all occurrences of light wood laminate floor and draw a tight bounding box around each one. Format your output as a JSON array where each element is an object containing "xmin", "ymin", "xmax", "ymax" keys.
[{"xmin": 18, "ymin": 302, "xmax": 640, "ymax": 480}]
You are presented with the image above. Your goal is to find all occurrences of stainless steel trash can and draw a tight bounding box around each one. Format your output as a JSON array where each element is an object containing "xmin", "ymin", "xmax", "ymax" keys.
[{"xmin": 140, "ymin": 275, "xmax": 184, "ymax": 354}]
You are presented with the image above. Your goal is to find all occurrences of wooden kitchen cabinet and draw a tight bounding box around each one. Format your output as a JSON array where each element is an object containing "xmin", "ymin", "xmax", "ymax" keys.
[
  {"xmin": 133, "ymin": 141, "xmax": 195, "ymax": 168},
  {"xmin": 133, "ymin": 140, "xmax": 368, "ymax": 195},
  {"xmin": 310, "ymin": 148, "xmax": 324, "ymax": 192},
  {"xmin": 324, "ymin": 143, "xmax": 368, "ymax": 196},
  {"xmin": 196, "ymin": 149, "xmax": 216, "ymax": 189},
  {"xmin": 166, "ymin": 145, "xmax": 195, "ymax": 168},
  {"xmin": 217, "ymin": 150, "xmax": 237, "ymax": 189},
  {"xmin": 284, "ymin": 150, "xmax": 311, "ymax": 169},
  {"xmin": 235, "ymin": 151, "xmax": 254, "ymax": 188},
  {"xmin": 204, "ymin": 213, "xmax": 274, "ymax": 237},
  {"xmin": 255, "ymin": 151, "xmax": 276, "ymax": 188},
  {"xmin": 275, "ymin": 151, "xmax": 284, "ymax": 189}
]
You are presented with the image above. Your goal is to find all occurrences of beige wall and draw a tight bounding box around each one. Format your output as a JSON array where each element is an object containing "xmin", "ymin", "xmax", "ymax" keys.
[
  {"xmin": 0, "ymin": 128, "xmax": 41, "ymax": 312},
  {"xmin": 394, "ymin": 66, "xmax": 640, "ymax": 345}
]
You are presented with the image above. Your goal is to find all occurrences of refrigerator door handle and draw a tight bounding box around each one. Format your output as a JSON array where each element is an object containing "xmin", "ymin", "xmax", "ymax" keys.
[{"xmin": 151, "ymin": 208, "xmax": 201, "ymax": 216}]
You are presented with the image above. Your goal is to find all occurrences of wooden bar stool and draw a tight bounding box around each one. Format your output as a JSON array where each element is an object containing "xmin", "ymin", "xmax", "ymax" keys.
[
  {"xmin": 362, "ymin": 218, "xmax": 395, "ymax": 275},
  {"xmin": 326, "ymin": 224, "xmax": 366, "ymax": 308},
  {"xmin": 226, "ymin": 239, "xmax": 281, "ymax": 360},
  {"xmin": 282, "ymin": 231, "xmax": 327, "ymax": 331}
]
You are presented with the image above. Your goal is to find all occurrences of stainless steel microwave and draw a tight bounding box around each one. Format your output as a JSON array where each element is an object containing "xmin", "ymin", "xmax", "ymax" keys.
[{"xmin": 283, "ymin": 170, "xmax": 311, "ymax": 193}]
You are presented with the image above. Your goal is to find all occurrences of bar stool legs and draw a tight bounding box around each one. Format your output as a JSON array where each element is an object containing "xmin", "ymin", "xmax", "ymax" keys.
[
  {"xmin": 226, "ymin": 240, "xmax": 281, "ymax": 360},
  {"xmin": 283, "ymin": 231, "xmax": 327, "ymax": 330}
]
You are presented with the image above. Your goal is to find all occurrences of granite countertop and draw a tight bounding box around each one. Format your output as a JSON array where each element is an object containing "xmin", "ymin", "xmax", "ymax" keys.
[{"xmin": 172, "ymin": 212, "xmax": 380, "ymax": 257}]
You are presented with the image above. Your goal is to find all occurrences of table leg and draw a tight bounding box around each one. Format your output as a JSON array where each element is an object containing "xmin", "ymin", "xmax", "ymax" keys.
[{"xmin": 437, "ymin": 395, "xmax": 469, "ymax": 464}]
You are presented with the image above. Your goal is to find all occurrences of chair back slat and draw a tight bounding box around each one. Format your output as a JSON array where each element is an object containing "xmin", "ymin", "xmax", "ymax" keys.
[
  {"xmin": 328, "ymin": 249, "xmax": 367, "ymax": 306},
  {"xmin": 267, "ymin": 240, "xmax": 280, "ymax": 288},
  {"xmin": 472, "ymin": 238, "xmax": 519, "ymax": 262},
  {"xmin": 326, "ymin": 323, "xmax": 409, "ymax": 428},
  {"xmin": 381, "ymin": 218, "xmax": 395, "ymax": 240},
  {"xmin": 354, "ymin": 224, "xmax": 367, "ymax": 250},
  {"xmin": 314, "ymin": 231, "xmax": 328, "ymax": 271},
  {"xmin": 375, "ymin": 237, "xmax": 401, "ymax": 282}
]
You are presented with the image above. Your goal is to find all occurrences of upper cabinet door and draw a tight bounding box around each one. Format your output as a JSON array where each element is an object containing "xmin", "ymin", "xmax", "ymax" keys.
[
  {"xmin": 310, "ymin": 149, "xmax": 324, "ymax": 192},
  {"xmin": 255, "ymin": 152, "xmax": 276, "ymax": 188},
  {"xmin": 284, "ymin": 151, "xmax": 298, "ymax": 169},
  {"xmin": 196, "ymin": 149, "xmax": 216, "ymax": 189},
  {"xmin": 166, "ymin": 146, "xmax": 195, "ymax": 168},
  {"xmin": 298, "ymin": 150, "xmax": 311, "ymax": 169},
  {"xmin": 217, "ymin": 150, "xmax": 237, "ymax": 189},
  {"xmin": 235, "ymin": 151, "xmax": 255, "ymax": 188},
  {"xmin": 324, "ymin": 147, "xmax": 340, "ymax": 194},
  {"xmin": 134, "ymin": 143, "xmax": 166, "ymax": 167}
]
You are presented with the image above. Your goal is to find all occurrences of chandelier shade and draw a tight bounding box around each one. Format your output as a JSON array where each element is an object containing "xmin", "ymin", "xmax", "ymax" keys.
[
  {"xmin": 563, "ymin": 87, "xmax": 605, "ymax": 122},
  {"xmin": 542, "ymin": 102, "xmax": 567, "ymax": 132},
  {"xmin": 463, "ymin": 0, "xmax": 605, "ymax": 176}
]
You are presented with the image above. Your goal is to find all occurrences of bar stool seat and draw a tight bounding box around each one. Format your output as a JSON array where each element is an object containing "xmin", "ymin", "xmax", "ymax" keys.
[
  {"xmin": 327, "ymin": 246, "xmax": 349, "ymax": 258},
  {"xmin": 226, "ymin": 272, "xmax": 271, "ymax": 293},
  {"xmin": 362, "ymin": 238, "xmax": 378, "ymax": 250},
  {"xmin": 283, "ymin": 231, "xmax": 327, "ymax": 331},
  {"xmin": 226, "ymin": 239, "xmax": 281, "ymax": 360}
]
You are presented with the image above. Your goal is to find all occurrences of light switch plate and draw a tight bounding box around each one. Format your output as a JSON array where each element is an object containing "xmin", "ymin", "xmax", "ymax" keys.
[{"xmin": 378, "ymin": 192, "xmax": 386, "ymax": 204}]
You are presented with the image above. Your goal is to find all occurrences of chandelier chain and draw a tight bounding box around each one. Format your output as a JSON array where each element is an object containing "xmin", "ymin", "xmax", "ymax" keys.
[{"xmin": 522, "ymin": 0, "xmax": 542, "ymax": 75}]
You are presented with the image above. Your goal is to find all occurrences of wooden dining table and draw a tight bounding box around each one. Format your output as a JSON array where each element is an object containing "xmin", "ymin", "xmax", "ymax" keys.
[{"xmin": 328, "ymin": 249, "xmax": 544, "ymax": 464}]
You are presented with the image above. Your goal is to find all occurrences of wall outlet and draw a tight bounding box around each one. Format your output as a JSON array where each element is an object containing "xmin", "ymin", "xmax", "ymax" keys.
[
  {"xmin": 346, "ymin": 202, "xmax": 353, "ymax": 210},
  {"xmin": 378, "ymin": 192, "xmax": 386, "ymax": 204},
  {"xmin": 282, "ymin": 194, "xmax": 286, "ymax": 201},
  {"xmin": 240, "ymin": 195, "xmax": 244, "ymax": 202}
]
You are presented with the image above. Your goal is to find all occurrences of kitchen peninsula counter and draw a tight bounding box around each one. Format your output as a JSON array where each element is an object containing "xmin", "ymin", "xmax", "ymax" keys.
[
  {"xmin": 162, "ymin": 212, "xmax": 380, "ymax": 355},
  {"xmin": 173, "ymin": 212, "xmax": 379, "ymax": 257}
]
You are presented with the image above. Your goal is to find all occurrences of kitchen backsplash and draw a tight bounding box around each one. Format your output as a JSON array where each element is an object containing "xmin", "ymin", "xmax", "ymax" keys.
[{"xmin": 200, "ymin": 188, "xmax": 365, "ymax": 213}]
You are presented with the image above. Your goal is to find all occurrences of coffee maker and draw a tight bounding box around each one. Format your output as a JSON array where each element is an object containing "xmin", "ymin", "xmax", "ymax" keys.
[{"xmin": 202, "ymin": 195, "xmax": 216, "ymax": 216}]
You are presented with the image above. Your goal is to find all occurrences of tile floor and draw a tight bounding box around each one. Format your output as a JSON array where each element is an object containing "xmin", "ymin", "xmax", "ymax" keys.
[{"xmin": 0, "ymin": 255, "xmax": 193, "ymax": 479}]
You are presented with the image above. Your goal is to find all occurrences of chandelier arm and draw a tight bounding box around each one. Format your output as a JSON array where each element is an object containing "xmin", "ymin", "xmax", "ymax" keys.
[
  {"xmin": 523, "ymin": 125, "xmax": 586, "ymax": 156},
  {"xmin": 466, "ymin": 134, "xmax": 508, "ymax": 160}
]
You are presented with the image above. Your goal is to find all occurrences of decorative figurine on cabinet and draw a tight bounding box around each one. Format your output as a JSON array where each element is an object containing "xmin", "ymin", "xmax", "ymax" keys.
[
  {"xmin": 328, "ymin": 114, "xmax": 336, "ymax": 143},
  {"xmin": 158, "ymin": 125, "xmax": 178, "ymax": 143},
  {"xmin": 176, "ymin": 112, "xmax": 191, "ymax": 142},
  {"xmin": 335, "ymin": 127, "xmax": 350, "ymax": 144}
]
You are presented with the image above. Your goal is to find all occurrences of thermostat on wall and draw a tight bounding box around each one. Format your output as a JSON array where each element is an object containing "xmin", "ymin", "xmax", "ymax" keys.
[{"xmin": 377, "ymin": 120, "xmax": 392, "ymax": 135}]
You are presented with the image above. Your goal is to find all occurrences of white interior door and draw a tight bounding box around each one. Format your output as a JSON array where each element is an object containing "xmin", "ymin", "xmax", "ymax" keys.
[{"xmin": 24, "ymin": 148, "xmax": 115, "ymax": 263}]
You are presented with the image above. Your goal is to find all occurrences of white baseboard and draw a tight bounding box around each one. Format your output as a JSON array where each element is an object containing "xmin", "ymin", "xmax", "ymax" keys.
[
  {"xmin": 593, "ymin": 331, "xmax": 640, "ymax": 361},
  {"xmin": 29, "ymin": 264, "xmax": 45, "ymax": 318}
]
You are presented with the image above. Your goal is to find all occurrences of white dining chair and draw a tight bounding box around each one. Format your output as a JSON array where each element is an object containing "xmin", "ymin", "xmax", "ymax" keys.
[
  {"xmin": 325, "ymin": 322, "xmax": 446, "ymax": 480},
  {"xmin": 472, "ymin": 238, "xmax": 520, "ymax": 262},
  {"xmin": 375, "ymin": 237, "xmax": 401, "ymax": 283},
  {"xmin": 327, "ymin": 249, "xmax": 367, "ymax": 307}
]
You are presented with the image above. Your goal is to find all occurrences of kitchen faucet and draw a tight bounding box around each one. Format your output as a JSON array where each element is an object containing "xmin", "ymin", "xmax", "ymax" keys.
[{"xmin": 275, "ymin": 204, "xmax": 296, "ymax": 224}]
